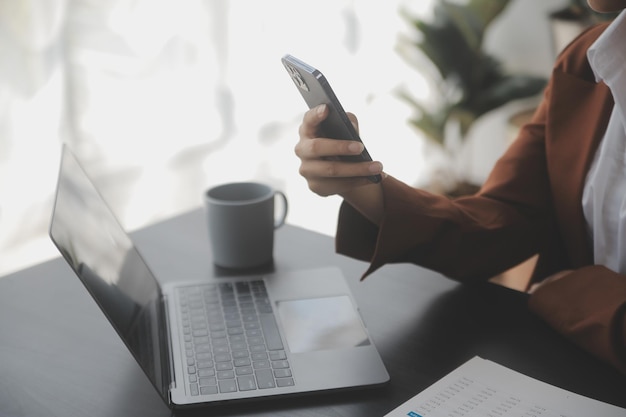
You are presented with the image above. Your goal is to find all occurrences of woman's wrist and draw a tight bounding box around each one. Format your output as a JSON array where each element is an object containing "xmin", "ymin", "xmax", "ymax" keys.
[{"xmin": 340, "ymin": 178, "xmax": 385, "ymax": 226}]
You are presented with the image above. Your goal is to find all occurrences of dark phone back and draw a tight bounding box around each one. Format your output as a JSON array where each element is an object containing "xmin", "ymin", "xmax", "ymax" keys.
[{"xmin": 282, "ymin": 54, "xmax": 381, "ymax": 183}]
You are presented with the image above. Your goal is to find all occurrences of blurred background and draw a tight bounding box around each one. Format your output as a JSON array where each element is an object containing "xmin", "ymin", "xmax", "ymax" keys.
[{"xmin": 0, "ymin": 0, "xmax": 587, "ymax": 276}]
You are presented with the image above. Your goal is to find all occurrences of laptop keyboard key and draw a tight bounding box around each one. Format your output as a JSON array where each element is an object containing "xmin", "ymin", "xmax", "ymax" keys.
[
  {"xmin": 232, "ymin": 350, "xmax": 249, "ymax": 359},
  {"xmin": 271, "ymin": 360, "xmax": 289, "ymax": 369},
  {"xmin": 255, "ymin": 368, "xmax": 276, "ymax": 389},
  {"xmin": 259, "ymin": 314, "xmax": 283, "ymax": 350},
  {"xmin": 218, "ymin": 379, "xmax": 237, "ymax": 393},
  {"xmin": 269, "ymin": 350, "xmax": 287, "ymax": 361},
  {"xmin": 199, "ymin": 377, "xmax": 217, "ymax": 386},
  {"xmin": 237, "ymin": 375, "xmax": 257, "ymax": 391},
  {"xmin": 200, "ymin": 385, "xmax": 218, "ymax": 395},
  {"xmin": 276, "ymin": 377, "xmax": 295, "ymax": 388},
  {"xmin": 214, "ymin": 353, "xmax": 231, "ymax": 362},
  {"xmin": 197, "ymin": 361, "xmax": 214, "ymax": 370},
  {"xmin": 198, "ymin": 368, "xmax": 215, "ymax": 377},
  {"xmin": 252, "ymin": 360, "xmax": 270, "ymax": 369},
  {"xmin": 217, "ymin": 370, "xmax": 235, "ymax": 379},
  {"xmin": 234, "ymin": 358, "xmax": 251, "ymax": 367},
  {"xmin": 235, "ymin": 366, "xmax": 253, "ymax": 375},
  {"xmin": 273, "ymin": 368, "xmax": 292, "ymax": 378},
  {"xmin": 216, "ymin": 362, "xmax": 233, "ymax": 371}
]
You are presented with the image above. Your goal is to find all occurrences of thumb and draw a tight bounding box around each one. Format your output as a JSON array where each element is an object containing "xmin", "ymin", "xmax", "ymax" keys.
[{"xmin": 346, "ymin": 112, "xmax": 359, "ymax": 133}]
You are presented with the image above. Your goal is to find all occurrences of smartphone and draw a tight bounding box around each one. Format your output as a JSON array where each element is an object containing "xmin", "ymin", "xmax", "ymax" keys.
[{"xmin": 282, "ymin": 54, "xmax": 382, "ymax": 183}]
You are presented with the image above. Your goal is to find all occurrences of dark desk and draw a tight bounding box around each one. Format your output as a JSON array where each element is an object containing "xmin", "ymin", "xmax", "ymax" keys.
[{"xmin": 1, "ymin": 209, "xmax": 625, "ymax": 416}]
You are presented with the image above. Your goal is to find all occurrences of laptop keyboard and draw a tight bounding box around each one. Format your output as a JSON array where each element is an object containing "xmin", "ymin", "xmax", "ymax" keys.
[{"xmin": 177, "ymin": 280, "xmax": 295, "ymax": 396}]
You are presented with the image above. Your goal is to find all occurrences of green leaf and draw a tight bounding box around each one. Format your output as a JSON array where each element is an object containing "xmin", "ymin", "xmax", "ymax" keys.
[
  {"xmin": 397, "ymin": 0, "xmax": 547, "ymax": 147},
  {"xmin": 467, "ymin": 75, "xmax": 547, "ymax": 116},
  {"xmin": 397, "ymin": 90, "xmax": 447, "ymax": 145}
]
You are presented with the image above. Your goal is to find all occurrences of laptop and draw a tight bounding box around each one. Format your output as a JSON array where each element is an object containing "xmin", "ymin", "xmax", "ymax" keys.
[{"xmin": 49, "ymin": 144, "xmax": 389, "ymax": 410}]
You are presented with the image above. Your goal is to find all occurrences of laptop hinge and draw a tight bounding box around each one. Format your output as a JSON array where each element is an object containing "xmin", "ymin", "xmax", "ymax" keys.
[{"xmin": 161, "ymin": 295, "xmax": 177, "ymax": 395}]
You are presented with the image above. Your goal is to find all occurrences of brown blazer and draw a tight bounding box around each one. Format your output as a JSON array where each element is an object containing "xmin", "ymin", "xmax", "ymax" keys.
[{"xmin": 335, "ymin": 23, "xmax": 626, "ymax": 374}]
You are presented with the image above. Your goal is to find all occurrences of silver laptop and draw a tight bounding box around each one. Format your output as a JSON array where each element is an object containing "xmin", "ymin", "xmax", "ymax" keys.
[{"xmin": 49, "ymin": 144, "xmax": 389, "ymax": 410}]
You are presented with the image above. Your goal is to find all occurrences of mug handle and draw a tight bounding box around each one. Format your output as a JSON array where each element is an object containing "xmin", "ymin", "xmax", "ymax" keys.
[{"xmin": 274, "ymin": 191, "xmax": 288, "ymax": 229}]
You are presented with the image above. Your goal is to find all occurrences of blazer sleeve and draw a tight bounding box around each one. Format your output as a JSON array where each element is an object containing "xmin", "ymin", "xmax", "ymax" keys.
[
  {"xmin": 529, "ymin": 267, "xmax": 626, "ymax": 374},
  {"xmin": 336, "ymin": 83, "xmax": 557, "ymax": 282}
]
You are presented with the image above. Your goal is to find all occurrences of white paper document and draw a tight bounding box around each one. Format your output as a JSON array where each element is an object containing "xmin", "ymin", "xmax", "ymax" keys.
[{"xmin": 385, "ymin": 356, "xmax": 625, "ymax": 417}]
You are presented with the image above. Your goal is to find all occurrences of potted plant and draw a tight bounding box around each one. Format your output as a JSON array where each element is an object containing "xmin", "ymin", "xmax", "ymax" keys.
[{"xmin": 396, "ymin": 0, "xmax": 547, "ymax": 195}]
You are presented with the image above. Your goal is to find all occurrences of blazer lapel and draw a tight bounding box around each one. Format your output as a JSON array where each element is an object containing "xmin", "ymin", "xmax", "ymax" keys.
[{"xmin": 547, "ymin": 70, "xmax": 613, "ymax": 267}]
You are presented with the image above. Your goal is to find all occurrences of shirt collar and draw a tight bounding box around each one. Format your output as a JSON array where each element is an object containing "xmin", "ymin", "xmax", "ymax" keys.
[{"xmin": 587, "ymin": 10, "xmax": 626, "ymax": 85}]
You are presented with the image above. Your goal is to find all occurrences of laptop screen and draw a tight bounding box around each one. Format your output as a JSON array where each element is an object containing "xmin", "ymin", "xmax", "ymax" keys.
[{"xmin": 49, "ymin": 146, "xmax": 169, "ymax": 400}]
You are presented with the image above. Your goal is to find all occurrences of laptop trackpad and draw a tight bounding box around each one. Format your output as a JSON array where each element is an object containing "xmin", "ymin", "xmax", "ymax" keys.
[{"xmin": 276, "ymin": 296, "xmax": 370, "ymax": 353}]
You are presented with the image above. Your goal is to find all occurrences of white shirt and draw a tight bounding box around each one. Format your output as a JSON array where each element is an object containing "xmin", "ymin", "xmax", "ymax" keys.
[{"xmin": 582, "ymin": 10, "xmax": 626, "ymax": 274}]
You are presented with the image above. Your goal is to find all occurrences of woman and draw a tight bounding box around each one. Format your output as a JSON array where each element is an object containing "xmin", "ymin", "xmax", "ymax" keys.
[{"xmin": 294, "ymin": 1, "xmax": 626, "ymax": 374}]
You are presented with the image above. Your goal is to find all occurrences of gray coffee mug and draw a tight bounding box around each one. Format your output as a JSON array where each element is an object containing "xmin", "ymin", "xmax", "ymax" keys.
[{"xmin": 204, "ymin": 182, "xmax": 288, "ymax": 269}]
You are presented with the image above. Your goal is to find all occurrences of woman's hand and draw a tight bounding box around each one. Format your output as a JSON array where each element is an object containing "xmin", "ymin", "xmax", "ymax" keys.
[
  {"xmin": 294, "ymin": 104, "xmax": 384, "ymax": 197},
  {"xmin": 294, "ymin": 104, "xmax": 386, "ymax": 224}
]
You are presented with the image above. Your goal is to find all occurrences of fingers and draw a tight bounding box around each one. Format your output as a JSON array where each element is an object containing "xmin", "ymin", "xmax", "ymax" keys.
[
  {"xmin": 346, "ymin": 112, "xmax": 358, "ymax": 131},
  {"xmin": 298, "ymin": 105, "xmax": 359, "ymax": 141},
  {"xmin": 298, "ymin": 104, "xmax": 328, "ymax": 139},
  {"xmin": 305, "ymin": 176, "xmax": 378, "ymax": 198},
  {"xmin": 296, "ymin": 105, "xmax": 364, "ymax": 159},
  {"xmin": 298, "ymin": 158, "xmax": 383, "ymax": 182},
  {"xmin": 294, "ymin": 136, "xmax": 364, "ymax": 159},
  {"xmin": 295, "ymin": 105, "xmax": 383, "ymax": 197}
]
